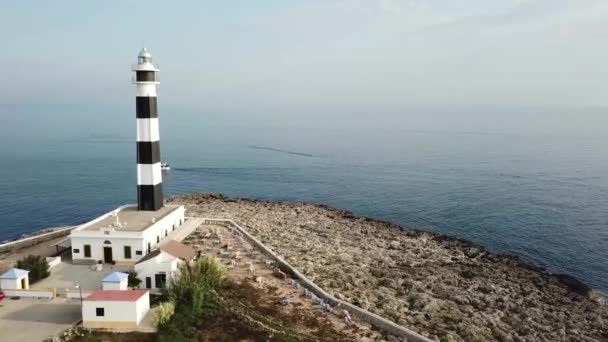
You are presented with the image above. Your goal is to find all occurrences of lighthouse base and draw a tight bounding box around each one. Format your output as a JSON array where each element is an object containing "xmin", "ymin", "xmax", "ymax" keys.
[{"xmin": 137, "ymin": 184, "xmax": 164, "ymax": 211}]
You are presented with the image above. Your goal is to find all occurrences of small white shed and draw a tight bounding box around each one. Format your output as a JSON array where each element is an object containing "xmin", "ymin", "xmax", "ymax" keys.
[
  {"xmin": 0, "ymin": 268, "xmax": 30, "ymax": 290},
  {"xmin": 102, "ymin": 272, "xmax": 129, "ymax": 290},
  {"xmin": 82, "ymin": 289, "xmax": 150, "ymax": 329}
]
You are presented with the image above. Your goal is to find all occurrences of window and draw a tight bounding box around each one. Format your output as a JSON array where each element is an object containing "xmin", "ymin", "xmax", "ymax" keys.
[
  {"xmin": 164, "ymin": 230, "xmax": 168, "ymax": 237},
  {"xmin": 124, "ymin": 246, "xmax": 132, "ymax": 259},
  {"xmin": 84, "ymin": 245, "xmax": 91, "ymax": 258},
  {"xmin": 96, "ymin": 308, "xmax": 105, "ymax": 317},
  {"xmin": 156, "ymin": 236, "xmax": 160, "ymax": 243},
  {"xmin": 104, "ymin": 231, "xmax": 110, "ymax": 235},
  {"xmin": 73, "ymin": 249, "xmax": 80, "ymax": 254},
  {"xmin": 136, "ymin": 250, "xmax": 142, "ymax": 255},
  {"xmin": 155, "ymin": 273, "xmax": 167, "ymax": 289},
  {"xmin": 104, "ymin": 240, "xmax": 111, "ymax": 244},
  {"xmin": 172, "ymin": 225, "xmax": 175, "ymax": 231},
  {"xmin": 147, "ymin": 243, "xmax": 151, "ymax": 253}
]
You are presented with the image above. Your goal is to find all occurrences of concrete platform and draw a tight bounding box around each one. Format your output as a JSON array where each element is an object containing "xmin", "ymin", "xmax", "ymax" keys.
[
  {"xmin": 0, "ymin": 298, "xmax": 81, "ymax": 342},
  {"xmin": 31, "ymin": 262, "xmax": 131, "ymax": 291}
]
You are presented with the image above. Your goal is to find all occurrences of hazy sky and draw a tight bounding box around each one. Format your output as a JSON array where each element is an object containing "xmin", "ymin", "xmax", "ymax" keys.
[{"xmin": 1, "ymin": 0, "xmax": 607, "ymax": 112}]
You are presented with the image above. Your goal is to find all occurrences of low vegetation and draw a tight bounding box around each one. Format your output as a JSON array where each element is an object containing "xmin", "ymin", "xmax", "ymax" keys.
[
  {"xmin": 16, "ymin": 254, "xmax": 49, "ymax": 283},
  {"xmin": 154, "ymin": 301, "xmax": 175, "ymax": 325},
  {"xmin": 126, "ymin": 270, "xmax": 142, "ymax": 288},
  {"xmin": 158, "ymin": 255, "xmax": 227, "ymax": 341}
]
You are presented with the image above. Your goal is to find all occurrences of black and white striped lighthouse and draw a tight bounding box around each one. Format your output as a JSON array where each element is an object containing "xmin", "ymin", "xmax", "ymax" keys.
[{"xmin": 133, "ymin": 48, "xmax": 163, "ymax": 211}]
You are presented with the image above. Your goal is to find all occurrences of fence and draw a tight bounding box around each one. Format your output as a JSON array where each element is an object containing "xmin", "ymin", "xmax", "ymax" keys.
[
  {"xmin": 202, "ymin": 218, "xmax": 432, "ymax": 342},
  {"xmin": 3, "ymin": 288, "xmax": 56, "ymax": 299},
  {"xmin": 0, "ymin": 226, "xmax": 74, "ymax": 253}
]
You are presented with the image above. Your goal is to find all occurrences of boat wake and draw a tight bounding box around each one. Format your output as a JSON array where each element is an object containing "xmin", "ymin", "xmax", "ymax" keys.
[{"xmin": 248, "ymin": 145, "xmax": 314, "ymax": 157}]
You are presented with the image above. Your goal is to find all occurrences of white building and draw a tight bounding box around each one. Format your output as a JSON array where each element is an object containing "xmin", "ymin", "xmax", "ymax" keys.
[
  {"xmin": 70, "ymin": 204, "xmax": 185, "ymax": 264},
  {"xmin": 0, "ymin": 268, "xmax": 29, "ymax": 290},
  {"xmin": 102, "ymin": 272, "xmax": 129, "ymax": 290},
  {"xmin": 135, "ymin": 240, "xmax": 196, "ymax": 290},
  {"xmin": 82, "ymin": 289, "xmax": 150, "ymax": 329}
]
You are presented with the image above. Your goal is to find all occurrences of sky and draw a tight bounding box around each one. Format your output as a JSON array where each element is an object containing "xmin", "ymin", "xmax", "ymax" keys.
[{"xmin": 0, "ymin": 0, "xmax": 607, "ymax": 135}]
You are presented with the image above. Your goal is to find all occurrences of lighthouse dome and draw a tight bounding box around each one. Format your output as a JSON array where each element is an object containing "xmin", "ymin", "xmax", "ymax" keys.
[{"xmin": 138, "ymin": 48, "xmax": 152, "ymax": 59}]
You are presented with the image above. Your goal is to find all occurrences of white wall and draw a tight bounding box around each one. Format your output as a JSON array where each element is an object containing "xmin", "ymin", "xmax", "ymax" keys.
[
  {"xmin": 83, "ymin": 294, "xmax": 150, "ymax": 325},
  {"xmin": 141, "ymin": 206, "xmax": 185, "ymax": 254},
  {"xmin": 83, "ymin": 300, "xmax": 138, "ymax": 323},
  {"xmin": 46, "ymin": 256, "xmax": 62, "ymax": 269},
  {"xmin": 66, "ymin": 289, "xmax": 93, "ymax": 300},
  {"xmin": 134, "ymin": 251, "xmax": 181, "ymax": 289},
  {"xmin": 2, "ymin": 289, "xmax": 54, "ymax": 299},
  {"xmin": 136, "ymin": 292, "xmax": 150, "ymax": 324},
  {"xmin": 0, "ymin": 278, "xmax": 19, "ymax": 290},
  {"xmin": 0, "ymin": 276, "xmax": 28, "ymax": 290},
  {"xmin": 102, "ymin": 281, "xmax": 127, "ymax": 290},
  {"xmin": 71, "ymin": 236, "xmax": 144, "ymax": 263}
]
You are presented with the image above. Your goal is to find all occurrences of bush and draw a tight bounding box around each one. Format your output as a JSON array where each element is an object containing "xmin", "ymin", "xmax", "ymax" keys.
[
  {"xmin": 154, "ymin": 301, "xmax": 176, "ymax": 325},
  {"xmin": 127, "ymin": 270, "xmax": 142, "ymax": 288},
  {"xmin": 16, "ymin": 255, "xmax": 49, "ymax": 283},
  {"xmin": 159, "ymin": 256, "xmax": 227, "ymax": 341}
]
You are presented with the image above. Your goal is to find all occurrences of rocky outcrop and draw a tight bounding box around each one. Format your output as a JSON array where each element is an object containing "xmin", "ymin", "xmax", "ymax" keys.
[{"xmin": 169, "ymin": 193, "xmax": 607, "ymax": 342}]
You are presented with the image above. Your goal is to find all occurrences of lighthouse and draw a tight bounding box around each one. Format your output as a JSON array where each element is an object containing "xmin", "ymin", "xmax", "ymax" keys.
[
  {"xmin": 133, "ymin": 48, "xmax": 163, "ymax": 211},
  {"xmin": 70, "ymin": 48, "xmax": 186, "ymax": 265}
]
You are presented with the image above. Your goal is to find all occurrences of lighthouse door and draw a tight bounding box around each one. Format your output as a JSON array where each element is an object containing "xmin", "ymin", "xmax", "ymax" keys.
[{"xmin": 103, "ymin": 247, "xmax": 113, "ymax": 263}]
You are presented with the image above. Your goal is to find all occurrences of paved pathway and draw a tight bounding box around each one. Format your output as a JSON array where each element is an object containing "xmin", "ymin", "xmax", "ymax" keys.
[
  {"xmin": 159, "ymin": 218, "xmax": 203, "ymax": 245},
  {"xmin": 0, "ymin": 298, "xmax": 81, "ymax": 342}
]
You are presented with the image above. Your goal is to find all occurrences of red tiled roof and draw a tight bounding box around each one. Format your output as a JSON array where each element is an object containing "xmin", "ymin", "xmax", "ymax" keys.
[
  {"xmin": 84, "ymin": 290, "xmax": 148, "ymax": 302},
  {"xmin": 160, "ymin": 240, "xmax": 196, "ymax": 261}
]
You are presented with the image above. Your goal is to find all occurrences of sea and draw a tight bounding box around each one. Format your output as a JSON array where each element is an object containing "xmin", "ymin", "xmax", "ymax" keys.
[{"xmin": 0, "ymin": 104, "xmax": 606, "ymax": 292}]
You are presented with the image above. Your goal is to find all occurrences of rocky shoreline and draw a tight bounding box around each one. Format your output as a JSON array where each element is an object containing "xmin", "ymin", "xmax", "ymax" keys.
[{"xmin": 169, "ymin": 193, "xmax": 607, "ymax": 342}]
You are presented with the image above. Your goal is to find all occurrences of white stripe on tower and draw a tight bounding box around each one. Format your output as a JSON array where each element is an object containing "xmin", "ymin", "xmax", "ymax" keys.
[{"xmin": 132, "ymin": 47, "xmax": 163, "ymax": 211}]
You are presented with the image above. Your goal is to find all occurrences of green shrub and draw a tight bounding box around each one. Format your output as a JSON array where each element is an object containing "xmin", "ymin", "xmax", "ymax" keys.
[
  {"xmin": 158, "ymin": 256, "xmax": 227, "ymax": 341},
  {"xmin": 16, "ymin": 255, "xmax": 49, "ymax": 283},
  {"xmin": 154, "ymin": 301, "xmax": 176, "ymax": 325},
  {"xmin": 127, "ymin": 270, "xmax": 142, "ymax": 288},
  {"xmin": 167, "ymin": 255, "xmax": 227, "ymax": 312}
]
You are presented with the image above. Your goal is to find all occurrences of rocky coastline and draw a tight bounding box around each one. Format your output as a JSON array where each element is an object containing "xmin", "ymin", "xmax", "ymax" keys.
[{"xmin": 169, "ymin": 193, "xmax": 607, "ymax": 342}]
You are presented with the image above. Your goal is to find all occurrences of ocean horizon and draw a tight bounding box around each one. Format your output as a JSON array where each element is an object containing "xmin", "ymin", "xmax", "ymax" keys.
[{"xmin": 0, "ymin": 104, "xmax": 606, "ymax": 293}]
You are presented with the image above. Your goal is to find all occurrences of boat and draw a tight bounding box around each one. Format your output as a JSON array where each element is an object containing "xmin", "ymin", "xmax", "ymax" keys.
[{"xmin": 161, "ymin": 162, "xmax": 171, "ymax": 172}]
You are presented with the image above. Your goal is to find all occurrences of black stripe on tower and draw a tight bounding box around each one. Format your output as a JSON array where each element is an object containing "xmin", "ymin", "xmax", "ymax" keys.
[
  {"xmin": 138, "ymin": 184, "xmax": 163, "ymax": 211},
  {"xmin": 137, "ymin": 141, "xmax": 161, "ymax": 164},
  {"xmin": 136, "ymin": 97, "xmax": 158, "ymax": 118}
]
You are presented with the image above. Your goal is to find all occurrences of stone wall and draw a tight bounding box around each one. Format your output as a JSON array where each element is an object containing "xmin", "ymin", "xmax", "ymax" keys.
[
  {"xmin": 3, "ymin": 288, "xmax": 56, "ymax": 299},
  {"xmin": 0, "ymin": 227, "xmax": 74, "ymax": 254},
  {"xmin": 204, "ymin": 218, "xmax": 432, "ymax": 342}
]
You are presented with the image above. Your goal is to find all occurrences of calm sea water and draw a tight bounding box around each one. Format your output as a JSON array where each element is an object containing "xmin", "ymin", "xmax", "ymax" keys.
[{"xmin": 0, "ymin": 104, "xmax": 606, "ymax": 292}]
